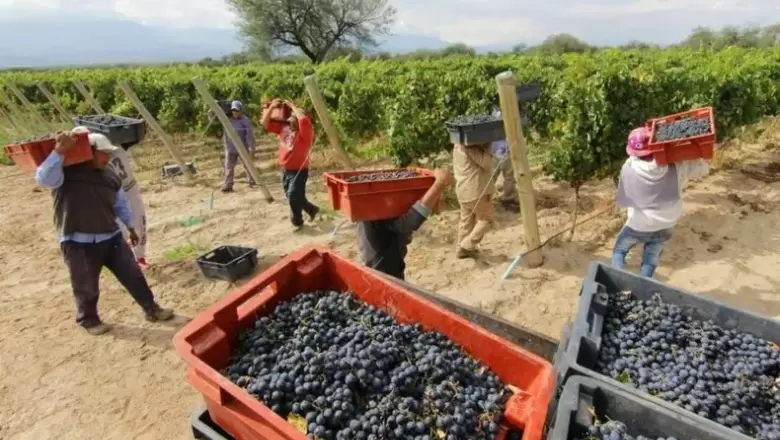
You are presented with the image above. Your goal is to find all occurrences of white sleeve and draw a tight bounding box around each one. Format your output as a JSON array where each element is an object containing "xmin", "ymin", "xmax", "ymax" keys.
[{"xmin": 109, "ymin": 149, "xmax": 137, "ymax": 190}]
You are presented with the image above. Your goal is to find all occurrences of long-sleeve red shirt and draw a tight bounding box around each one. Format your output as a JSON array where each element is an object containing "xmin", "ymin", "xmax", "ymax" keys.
[{"xmin": 272, "ymin": 115, "xmax": 314, "ymax": 171}]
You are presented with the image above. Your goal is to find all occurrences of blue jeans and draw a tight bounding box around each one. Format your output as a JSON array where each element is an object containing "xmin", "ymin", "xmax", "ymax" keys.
[{"xmin": 611, "ymin": 225, "xmax": 674, "ymax": 278}]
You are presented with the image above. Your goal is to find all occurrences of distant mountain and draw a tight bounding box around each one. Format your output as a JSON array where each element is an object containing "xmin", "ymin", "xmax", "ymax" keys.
[
  {"xmin": 0, "ymin": 14, "xmax": 479, "ymax": 68},
  {"xmin": 0, "ymin": 15, "xmax": 244, "ymax": 68}
]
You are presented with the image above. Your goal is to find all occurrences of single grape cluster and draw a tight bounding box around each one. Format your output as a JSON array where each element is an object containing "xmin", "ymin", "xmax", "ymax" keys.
[
  {"xmin": 223, "ymin": 290, "xmax": 514, "ymax": 440},
  {"xmin": 653, "ymin": 117, "xmax": 711, "ymax": 142},
  {"xmin": 446, "ymin": 115, "xmax": 502, "ymax": 126},
  {"xmin": 579, "ymin": 420, "xmax": 678, "ymax": 440},
  {"xmin": 345, "ymin": 170, "xmax": 419, "ymax": 183},
  {"xmin": 596, "ymin": 292, "xmax": 780, "ymax": 439}
]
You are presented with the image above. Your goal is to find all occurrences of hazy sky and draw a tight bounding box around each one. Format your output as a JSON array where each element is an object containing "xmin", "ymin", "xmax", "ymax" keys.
[{"xmin": 1, "ymin": 0, "xmax": 779, "ymax": 46}]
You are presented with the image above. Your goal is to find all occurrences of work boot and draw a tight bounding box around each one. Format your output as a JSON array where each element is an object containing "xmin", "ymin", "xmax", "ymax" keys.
[
  {"xmin": 456, "ymin": 247, "xmax": 478, "ymax": 259},
  {"xmin": 221, "ymin": 185, "xmax": 234, "ymax": 193},
  {"xmin": 83, "ymin": 323, "xmax": 111, "ymax": 336},
  {"xmin": 308, "ymin": 206, "xmax": 320, "ymax": 222},
  {"xmin": 145, "ymin": 307, "xmax": 175, "ymax": 323}
]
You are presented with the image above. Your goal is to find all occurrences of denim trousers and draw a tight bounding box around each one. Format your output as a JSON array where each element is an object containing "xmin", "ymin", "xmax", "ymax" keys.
[
  {"xmin": 281, "ymin": 170, "xmax": 318, "ymax": 226},
  {"xmin": 611, "ymin": 225, "xmax": 674, "ymax": 278}
]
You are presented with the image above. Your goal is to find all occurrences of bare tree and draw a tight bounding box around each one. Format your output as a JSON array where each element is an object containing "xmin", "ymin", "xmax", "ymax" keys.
[{"xmin": 227, "ymin": 0, "xmax": 396, "ymax": 64}]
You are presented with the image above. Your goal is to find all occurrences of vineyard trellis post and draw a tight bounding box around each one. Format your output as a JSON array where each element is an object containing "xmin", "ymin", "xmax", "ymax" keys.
[
  {"xmin": 496, "ymin": 71, "xmax": 543, "ymax": 270},
  {"xmin": 303, "ymin": 74, "xmax": 354, "ymax": 170},
  {"xmin": 5, "ymin": 82, "xmax": 57, "ymax": 132},
  {"xmin": 0, "ymin": 105, "xmax": 24, "ymax": 137},
  {"xmin": 191, "ymin": 77, "xmax": 274, "ymax": 203},
  {"xmin": 117, "ymin": 81, "xmax": 194, "ymax": 180},
  {"xmin": 72, "ymin": 80, "xmax": 106, "ymax": 114},
  {"xmin": 37, "ymin": 82, "xmax": 74, "ymax": 124},
  {"xmin": 0, "ymin": 87, "xmax": 34, "ymax": 136}
]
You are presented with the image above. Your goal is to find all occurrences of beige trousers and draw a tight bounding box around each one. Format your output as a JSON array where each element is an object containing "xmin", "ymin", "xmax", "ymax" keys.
[{"xmin": 458, "ymin": 196, "xmax": 494, "ymax": 250}]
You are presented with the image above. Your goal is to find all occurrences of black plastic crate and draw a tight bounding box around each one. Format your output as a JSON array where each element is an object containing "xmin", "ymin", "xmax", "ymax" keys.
[
  {"xmin": 72, "ymin": 114, "xmax": 146, "ymax": 149},
  {"xmin": 196, "ymin": 245, "xmax": 258, "ymax": 282},
  {"xmin": 191, "ymin": 404, "xmax": 232, "ymax": 440},
  {"xmin": 548, "ymin": 376, "xmax": 735, "ymax": 440},
  {"xmin": 445, "ymin": 117, "xmax": 506, "ymax": 146},
  {"xmin": 556, "ymin": 261, "xmax": 780, "ymax": 440},
  {"xmin": 161, "ymin": 162, "xmax": 197, "ymax": 178},
  {"xmin": 218, "ymin": 100, "xmax": 232, "ymax": 114},
  {"xmin": 492, "ymin": 82, "xmax": 542, "ymax": 106}
]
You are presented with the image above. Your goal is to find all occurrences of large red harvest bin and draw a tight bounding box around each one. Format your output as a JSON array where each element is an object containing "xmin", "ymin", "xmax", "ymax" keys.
[
  {"xmin": 646, "ymin": 107, "xmax": 715, "ymax": 166},
  {"xmin": 323, "ymin": 168, "xmax": 435, "ymax": 222},
  {"xmin": 173, "ymin": 247, "xmax": 555, "ymax": 440},
  {"xmin": 4, "ymin": 132, "xmax": 93, "ymax": 172}
]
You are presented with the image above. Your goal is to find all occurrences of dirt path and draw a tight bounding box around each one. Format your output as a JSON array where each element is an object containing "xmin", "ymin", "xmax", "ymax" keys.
[{"xmin": 2, "ymin": 124, "xmax": 780, "ymax": 439}]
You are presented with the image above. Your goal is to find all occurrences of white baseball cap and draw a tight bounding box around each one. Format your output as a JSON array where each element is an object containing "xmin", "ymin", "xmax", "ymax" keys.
[{"xmin": 72, "ymin": 126, "xmax": 119, "ymax": 152}]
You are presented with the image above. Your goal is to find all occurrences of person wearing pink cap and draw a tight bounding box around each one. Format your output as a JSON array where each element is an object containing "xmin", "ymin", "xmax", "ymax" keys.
[{"xmin": 612, "ymin": 126, "xmax": 710, "ymax": 277}]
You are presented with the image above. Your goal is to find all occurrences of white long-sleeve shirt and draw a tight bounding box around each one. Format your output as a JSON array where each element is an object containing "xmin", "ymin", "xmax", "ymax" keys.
[
  {"xmin": 108, "ymin": 148, "xmax": 137, "ymax": 192},
  {"xmin": 624, "ymin": 157, "xmax": 710, "ymax": 231}
]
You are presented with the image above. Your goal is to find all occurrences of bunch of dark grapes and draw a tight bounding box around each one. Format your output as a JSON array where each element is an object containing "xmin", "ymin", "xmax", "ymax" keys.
[
  {"xmin": 578, "ymin": 420, "xmax": 678, "ymax": 440},
  {"xmin": 78, "ymin": 114, "xmax": 141, "ymax": 127},
  {"xmin": 653, "ymin": 117, "xmax": 711, "ymax": 142},
  {"xmin": 445, "ymin": 115, "xmax": 502, "ymax": 126},
  {"xmin": 224, "ymin": 291, "xmax": 514, "ymax": 440},
  {"xmin": 14, "ymin": 134, "xmax": 54, "ymax": 144},
  {"xmin": 596, "ymin": 292, "xmax": 780, "ymax": 439},
  {"xmin": 345, "ymin": 170, "xmax": 419, "ymax": 183}
]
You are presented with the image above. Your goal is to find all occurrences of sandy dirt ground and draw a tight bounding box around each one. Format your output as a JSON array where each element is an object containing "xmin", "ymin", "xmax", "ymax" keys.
[{"xmin": 2, "ymin": 120, "xmax": 780, "ymax": 439}]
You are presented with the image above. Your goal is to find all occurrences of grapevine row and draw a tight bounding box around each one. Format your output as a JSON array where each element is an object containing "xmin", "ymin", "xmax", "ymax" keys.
[{"xmin": 1, "ymin": 48, "xmax": 779, "ymax": 187}]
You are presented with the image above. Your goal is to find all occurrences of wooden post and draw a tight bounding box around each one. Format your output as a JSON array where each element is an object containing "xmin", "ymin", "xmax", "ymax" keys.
[
  {"xmin": 191, "ymin": 77, "xmax": 274, "ymax": 202},
  {"xmin": 303, "ymin": 75, "xmax": 354, "ymax": 169},
  {"xmin": 5, "ymin": 82, "xmax": 56, "ymax": 131},
  {"xmin": 496, "ymin": 71, "xmax": 543, "ymax": 268},
  {"xmin": 37, "ymin": 83, "xmax": 74, "ymax": 124},
  {"xmin": 0, "ymin": 106, "xmax": 23, "ymax": 136},
  {"xmin": 117, "ymin": 81, "xmax": 194, "ymax": 180},
  {"xmin": 73, "ymin": 80, "xmax": 106, "ymax": 114},
  {"xmin": 0, "ymin": 88, "xmax": 34, "ymax": 136}
]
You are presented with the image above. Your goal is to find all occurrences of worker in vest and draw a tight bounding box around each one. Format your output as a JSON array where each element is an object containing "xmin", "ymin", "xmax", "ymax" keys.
[
  {"xmin": 35, "ymin": 130, "xmax": 174, "ymax": 335},
  {"xmin": 73, "ymin": 126, "xmax": 149, "ymax": 269}
]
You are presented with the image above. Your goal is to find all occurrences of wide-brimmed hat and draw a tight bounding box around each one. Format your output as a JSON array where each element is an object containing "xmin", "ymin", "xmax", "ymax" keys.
[{"xmin": 626, "ymin": 126, "xmax": 652, "ymax": 157}]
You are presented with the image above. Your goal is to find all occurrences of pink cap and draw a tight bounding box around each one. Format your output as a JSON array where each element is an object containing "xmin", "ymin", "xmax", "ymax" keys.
[{"xmin": 626, "ymin": 127, "xmax": 652, "ymax": 157}]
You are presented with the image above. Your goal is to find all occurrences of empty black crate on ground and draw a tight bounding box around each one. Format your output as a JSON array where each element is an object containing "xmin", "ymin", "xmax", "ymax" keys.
[
  {"xmin": 548, "ymin": 376, "xmax": 735, "ymax": 440},
  {"xmin": 555, "ymin": 261, "xmax": 779, "ymax": 440},
  {"xmin": 73, "ymin": 114, "xmax": 146, "ymax": 149},
  {"xmin": 446, "ymin": 118, "xmax": 506, "ymax": 146},
  {"xmin": 191, "ymin": 404, "xmax": 233, "ymax": 440},
  {"xmin": 196, "ymin": 245, "xmax": 258, "ymax": 282}
]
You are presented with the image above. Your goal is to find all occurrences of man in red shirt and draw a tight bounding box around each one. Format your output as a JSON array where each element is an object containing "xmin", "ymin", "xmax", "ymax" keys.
[{"xmin": 261, "ymin": 99, "xmax": 320, "ymax": 231}]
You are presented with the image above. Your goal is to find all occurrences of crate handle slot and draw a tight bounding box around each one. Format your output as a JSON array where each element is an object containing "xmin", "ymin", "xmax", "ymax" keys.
[{"xmin": 585, "ymin": 283, "xmax": 608, "ymax": 347}]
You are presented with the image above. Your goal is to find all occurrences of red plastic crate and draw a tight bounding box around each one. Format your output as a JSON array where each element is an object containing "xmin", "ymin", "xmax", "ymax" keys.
[
  {"xmin": 173, "ymin": 247, "xmax": 555, "ymax": 440},
  {"xmin": 646, "ymin": 107, "xmax": 716, "ymax": 166},
  {"xmin": 3, "ymin": 132, "xmax": 93, "ymax": 172},
  {"xmin": 323, "ymin": 168, "xmax": 436, "ymax": 222}
]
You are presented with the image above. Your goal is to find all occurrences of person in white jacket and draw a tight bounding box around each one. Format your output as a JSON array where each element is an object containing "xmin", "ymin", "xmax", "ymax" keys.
[
  {"xmin": 612, "ymin": 126, "xmax": 710, "ymax": 278},
  {"xmin": 73, "ymin": 127, "xmax": 149, "ymax": 269}
]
